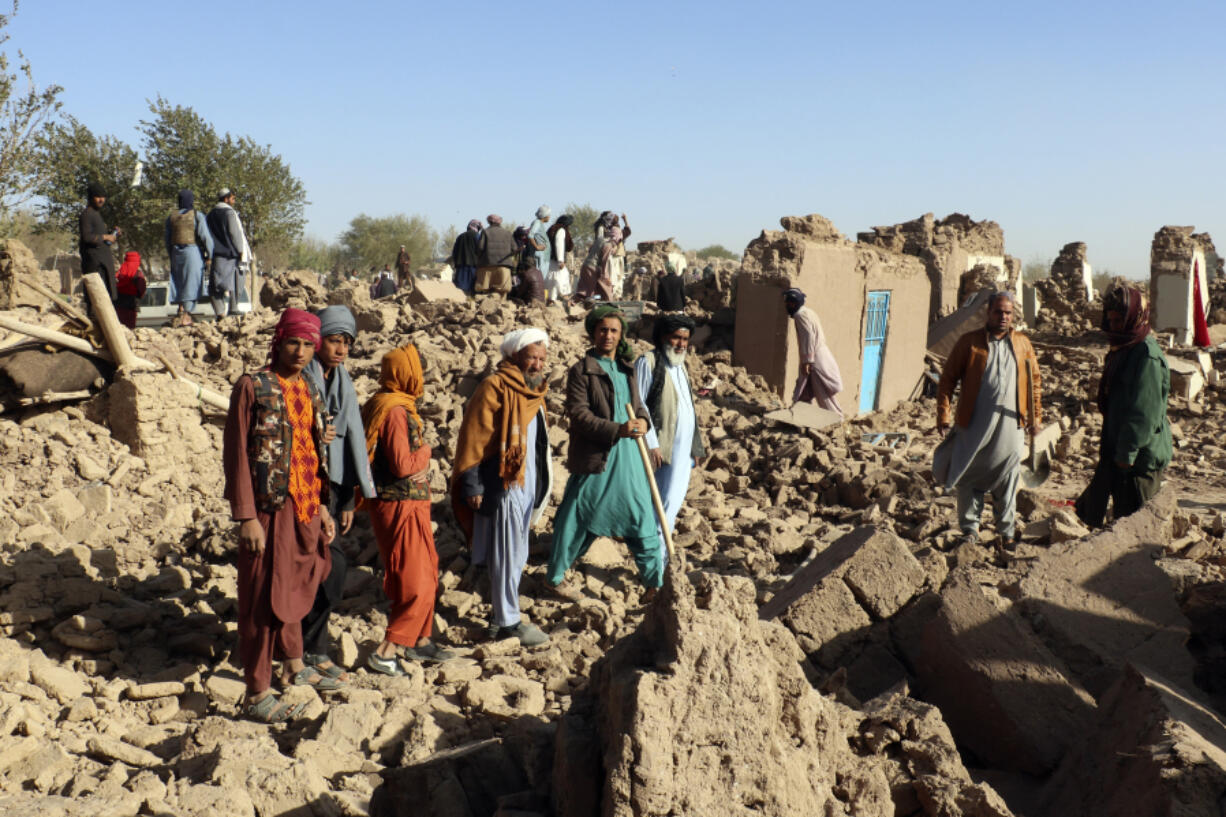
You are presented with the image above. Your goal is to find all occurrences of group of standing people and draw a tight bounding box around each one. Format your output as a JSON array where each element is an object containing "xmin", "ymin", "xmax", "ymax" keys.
[
  {"xmin": 77, "ymin": 182, "xmax": 252, "ymax": 328},
  {"xmin": 223, "ymin": 300, "xmax": 707, "ymax": 721},
  {"xmin": 448, "ymin": 208, "xmax": 632, "ymax": 305},
  {"xmin": 164, "ymin": 187, "xmax": 253, "ymax": 325},
  {"xmin": 934, "ymin": 285, "xmax": 1170, "ymax": 549}
]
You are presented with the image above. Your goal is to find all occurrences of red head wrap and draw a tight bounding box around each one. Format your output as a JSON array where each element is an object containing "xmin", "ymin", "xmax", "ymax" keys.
[{"xmin": 270, "ymin": 308, "xmax": 322, "ymax": 364}]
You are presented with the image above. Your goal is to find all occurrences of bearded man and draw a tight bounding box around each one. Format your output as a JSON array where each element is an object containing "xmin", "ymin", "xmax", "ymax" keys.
[
  {"xmin": 451, "ymin": 329, "xmax": 553, "ymax": 646},
  {"xmin": 635, "ymin": 314, "xmax": 706, "ymax": 553}
]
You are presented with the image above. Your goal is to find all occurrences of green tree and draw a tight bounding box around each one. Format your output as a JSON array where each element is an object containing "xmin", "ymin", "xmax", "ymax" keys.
[
  {"xmin": 35, "ymin": 116, "xmax": 144, "ymax": 256},
  {"xmin": 288, "ymin": 235, "xmax": 341, "ymax": 273},
  {"xmin": 1023, "ymin": 255, "xmax": 1051, "ymax": 282},
  {"xmin": 338, "ymin": 213, "xmax": 437, "ymax": 273},
  {"xmin": 436, "ymin": 224, "xmax": 459, "ymax": 259},
  {"xmin": 0, "ymin": 1, "xmax": 62, "ymax": 223},
  {"xmin": 36, "ymin": 98, "xmax": 307, "ymax": 271},
  {"xmin": 138, "ymin": 97, "xmax": 306, "ymax": 254},
  {"xmin": 695, "ymin": 244, "xmax": 739, "ymax": 261}
]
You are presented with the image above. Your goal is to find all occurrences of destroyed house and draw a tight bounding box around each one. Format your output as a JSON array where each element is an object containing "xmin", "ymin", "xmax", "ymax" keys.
[{"xmin": 734, "ymin": 215, "xmax": 929, "ymax": 414}]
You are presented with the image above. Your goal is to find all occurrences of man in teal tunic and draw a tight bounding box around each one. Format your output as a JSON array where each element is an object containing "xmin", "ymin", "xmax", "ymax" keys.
[{"xmin": 547, "ymin": 305, "xmax": 663, "ymax": 592}]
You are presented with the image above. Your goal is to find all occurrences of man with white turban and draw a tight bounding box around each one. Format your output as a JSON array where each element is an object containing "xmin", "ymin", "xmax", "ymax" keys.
[
  {"xmin": 527, "ymin": 205, "xmax": 552, "ymax": 276},
  {"xmin": 450, "ymin": 328, "xmax": 553, "ymax": 646}
]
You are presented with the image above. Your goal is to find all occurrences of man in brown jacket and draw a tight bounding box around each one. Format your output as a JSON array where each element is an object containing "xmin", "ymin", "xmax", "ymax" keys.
[
  {"xmin": 545, "ymin": 305, "xmax": 663, "ymax": 595},
  {"xmin": 933, "ymin": 292, "xmax": 1040, "ymax": 547}
]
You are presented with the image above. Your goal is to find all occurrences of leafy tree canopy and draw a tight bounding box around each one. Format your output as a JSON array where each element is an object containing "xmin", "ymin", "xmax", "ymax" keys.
[
  {"xmin": 0, "ymin": 1, "xmax": 62, "ymax": 225},
  {"xmin": 338, "ymin": 213, "xmax": 436, "ymax": 274}
]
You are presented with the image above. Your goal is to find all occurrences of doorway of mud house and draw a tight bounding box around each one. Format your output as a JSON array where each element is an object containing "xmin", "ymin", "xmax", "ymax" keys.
[{"xmin": 860, "ymin": 290, "xmax": 891, "ymax": 412}]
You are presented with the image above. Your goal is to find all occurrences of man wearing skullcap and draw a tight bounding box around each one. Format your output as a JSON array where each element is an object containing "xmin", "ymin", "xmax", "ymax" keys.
[
  {"xmin": 78, "ymin": 181, "xmax": 119, "ymax": 303},
  {"xmin": 635, "ymin": 314, "xmax": 705, "ymax": 553},
  {"xmin": 300, "ymin": 306, "xmax": 376, "ymax": 681},
  {"xmin": 224, "ymin": 308, "xmax": 341, "ymax": 723},
  {"xmin": 934, "ymin": 291, "xmax": 1041, "ymax": 548},
  {"xmin": 362, "ymin": 344, "xmax": 455, "ymax": 674},
  {"xmin": 783, "ymin": 288, "xmax": 843, "ymax": 414},
  {"xmin": 452, "ymin": 328, "xmax": 553, "ymax": 646},
  {"xmin": 1075, "ymin": 283, "xmax": 1171, "ymax": 527},
  {"xmin": 476, "ymin": 214, "xmax": 516, "ymax": 296},
  {"xmin": 206, "ymin": 188, "xmax": 252, "ymax": 320},
  {"xmin": 547, "ymin": 306, "xmax": 663, "ymax": 596}
]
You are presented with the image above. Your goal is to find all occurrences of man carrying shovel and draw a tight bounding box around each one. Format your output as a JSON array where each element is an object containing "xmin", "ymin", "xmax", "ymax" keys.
[{"xmin": 933, "ymin": 291, "xmax": 1041, "ymax": 549}]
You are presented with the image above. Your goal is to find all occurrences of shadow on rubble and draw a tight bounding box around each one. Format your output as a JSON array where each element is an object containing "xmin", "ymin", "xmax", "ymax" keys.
[
  {"xmin": 0, "ymin": 539, "xmax": 240, "ymax": 688},
  {"xmin": 761, "ymin": 507, "xmax": 1226, "ymax": 816},
  {"xmin": 368, "ymin": 713, "xmax": 556, "ymax": 817}
]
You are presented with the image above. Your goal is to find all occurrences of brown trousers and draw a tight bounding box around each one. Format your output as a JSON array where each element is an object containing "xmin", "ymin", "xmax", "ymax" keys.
[{"xmin": 475, "ymin": 266, "xmax": 511, "ymax": 295}]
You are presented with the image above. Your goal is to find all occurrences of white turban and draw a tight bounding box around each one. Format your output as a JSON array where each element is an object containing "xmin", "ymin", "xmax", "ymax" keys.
[
  {"xmin": 535, "ymin": 205, "xmax": 551, "ymax": 219},
  {"xmin": 500, "ymin": 327, "xmax": 549, "ymax": 359}
]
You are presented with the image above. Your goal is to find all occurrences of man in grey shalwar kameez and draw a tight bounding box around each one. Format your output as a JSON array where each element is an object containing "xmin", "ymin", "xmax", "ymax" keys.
[
  {"xmin": 933, "ymin": 293, "xmax": 1041, "ymax": 546},
  {"xmin": 451, "ymin": 328, "xmax": 553, "ymax": 647}
]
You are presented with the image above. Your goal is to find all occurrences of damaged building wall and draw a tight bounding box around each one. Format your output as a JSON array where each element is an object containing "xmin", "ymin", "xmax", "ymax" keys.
[
  {"xmin": 1150, "ymin": 226, "xmax": 1210, "ymax": 345},
  {"xmin": 736, "ymin": 215, "xmax": 928, "ymax": 414},
  {"xmin": 858, "ymin": 213, "xmax": 1008, "ymax": 322}
]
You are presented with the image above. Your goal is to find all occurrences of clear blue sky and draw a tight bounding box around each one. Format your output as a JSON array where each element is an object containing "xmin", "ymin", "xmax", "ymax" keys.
[{"xmin": 14, "ymin": 0, "xmax": 1226, "ymax": 278}]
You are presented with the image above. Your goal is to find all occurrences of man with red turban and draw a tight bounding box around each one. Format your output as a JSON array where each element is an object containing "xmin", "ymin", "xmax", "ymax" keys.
[{"xmin": 223, "ymin": 308, "xmax": 341, "ymax": 722}]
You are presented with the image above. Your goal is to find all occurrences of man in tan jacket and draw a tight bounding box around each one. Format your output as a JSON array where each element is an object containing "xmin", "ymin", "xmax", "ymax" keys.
[{"xmin": 933, "ymin": 292, "xmax": 1040, "ymax": 547}]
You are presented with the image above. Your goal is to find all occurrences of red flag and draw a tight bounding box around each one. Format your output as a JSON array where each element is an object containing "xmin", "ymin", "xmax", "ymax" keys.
[{"xmin": 1192, "ymin": 259, "xmax": 1211, "ymax": 348}]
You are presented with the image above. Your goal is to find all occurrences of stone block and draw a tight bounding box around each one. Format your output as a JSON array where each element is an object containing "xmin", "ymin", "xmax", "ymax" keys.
[
  {"xmin": 77, "ymin": 484, "xmax": 113, "ymax": 516},
  {"xmin": 203, "ymin": 672, "xmax": 246, "ymax": 706},
  {"xmin": 408, "ymin": 280, "xmax": 466, "ymax": 305},
  {"xmin": 899, "ymin": 569, "xmax": 1095, "ymax": 776},
  {"xmin": 1016, "ymin": 489, "xmax": 1194, "ymax": 696},
  {"xmin": 29, "ymin": 662, "xmax": 88, "ymax": 704},
  {"xmin": 1044, "ymin": 664, "xmax": 1226, "ymax": 817},
  {"xmin": 315, "ymin": 702, "xmax": 380, "ymax": 753},
  {"xmin": 40, "ymin": 489, "xmax": 84, "ymax": 532}
]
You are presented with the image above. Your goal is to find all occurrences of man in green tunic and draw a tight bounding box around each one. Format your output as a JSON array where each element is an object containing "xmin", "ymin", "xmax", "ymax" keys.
[
  {"xmin": 1075, "ymin": 283, "xmax": 1172, "ymax": 526},
  {"xmin": 547, "ymin": 305, "xmax": 663, "ymax": 592}
]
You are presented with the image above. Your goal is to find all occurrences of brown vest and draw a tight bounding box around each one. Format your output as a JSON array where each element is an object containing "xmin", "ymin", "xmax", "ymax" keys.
[{"xmin": 169, "ymin": 210, "xmax": 196, "ymax": 245}]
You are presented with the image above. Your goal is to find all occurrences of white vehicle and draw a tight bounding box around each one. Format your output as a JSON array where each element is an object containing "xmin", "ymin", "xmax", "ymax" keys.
[{"xmin": 136, "ymin": 281, "xmax": 251, "ymax": 327}]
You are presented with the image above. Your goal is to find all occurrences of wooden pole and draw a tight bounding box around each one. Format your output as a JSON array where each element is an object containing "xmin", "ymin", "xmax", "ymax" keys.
[
  {"xmin": 82, "ymin": 273, "xmax": 139, "ymax": 369},
  {"xmin": 16, "ymin": 276, "xmax": 94, "ymax": 331},
  {"xmin": 625, "ymin": 402, "xmax": 675, "ymax": 564},
  {"xmin": 0, "ymin": 314, "xmax": 229, "ymax": 411}
]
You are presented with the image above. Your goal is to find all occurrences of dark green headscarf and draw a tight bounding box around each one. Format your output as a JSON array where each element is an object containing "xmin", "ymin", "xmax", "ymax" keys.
[{"xmin": 585, "ymin": 304, "xmax": 635, "ymax": 362}]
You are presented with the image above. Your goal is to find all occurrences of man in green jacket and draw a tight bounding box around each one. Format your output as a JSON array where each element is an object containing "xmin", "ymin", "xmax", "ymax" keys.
[{"xmin": 1075, "ymin": 283, "xmax": 1172, "ymax": 526}]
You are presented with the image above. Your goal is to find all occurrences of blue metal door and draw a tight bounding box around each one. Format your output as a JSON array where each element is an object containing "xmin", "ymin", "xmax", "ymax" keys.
[{"xmin": 860, "ymin": 291, "xmax": 891, "ymax": 412}]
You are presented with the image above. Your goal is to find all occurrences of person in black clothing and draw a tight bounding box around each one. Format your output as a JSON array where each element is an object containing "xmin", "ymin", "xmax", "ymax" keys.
[
  {"xmin": 78, "ymin": 181, "xmax": 119, "ymax": 304},
  {"xmin": 450, "ymin": 219, "xmax": 482, "ymax": 296},
  {"xmin": 655, "ymin": 265, "xmax": 685, "ymax": 312}
]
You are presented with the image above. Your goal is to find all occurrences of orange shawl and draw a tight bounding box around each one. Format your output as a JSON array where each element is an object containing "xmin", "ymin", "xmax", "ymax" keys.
[
  {"xmin": 361, "ymin": 344, "xmax": 424, "ymax": 461},
  {"xmin": 450, "ymin": 360, "xmax": 547, "ymax": 540}
]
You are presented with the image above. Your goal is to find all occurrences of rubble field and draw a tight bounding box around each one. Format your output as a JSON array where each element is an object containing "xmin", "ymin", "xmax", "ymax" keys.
[{"xmin": 0, "ymin": 245, "xmax": 1225, "ymax": 817}]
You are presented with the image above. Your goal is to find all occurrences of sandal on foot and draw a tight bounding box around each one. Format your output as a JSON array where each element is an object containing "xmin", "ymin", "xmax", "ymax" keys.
[
  {"xmin": 366, "ymin": 652, "xmax": 404, "ymax": 677},
  {"xmin": 402, "ymin": 641, "xmax": 456, "ymax": 663},
  {"xmin": 304, "ymin": 652, "xmax": 350, "ymax": 681},
  {"xmin": 287, "ymin": 665, "xmax": 345, "ymax": 691},
  {"xmin": 244, "ymin": 692, "xmax": 305, "ymax": 724}
]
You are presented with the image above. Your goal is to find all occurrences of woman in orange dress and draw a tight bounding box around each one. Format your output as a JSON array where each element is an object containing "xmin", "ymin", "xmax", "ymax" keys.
[{"xmin": 361, "ymin": 344, "xmax": 454, "ymax": 675}]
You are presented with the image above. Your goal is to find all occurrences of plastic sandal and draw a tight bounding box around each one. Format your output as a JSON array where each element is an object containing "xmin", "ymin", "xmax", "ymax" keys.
[
  {"xmin": 366, "ymin": 652, "xmax": 404, "ymax": 677},
  {"xmin": 401, "ymin": 641, "xmax": 456, "ymax": 663},
  {"xmin": 304, "ymin": 653, "xmax": 349, "ymax": 681},
  {"xmin": 287, "ymin": 665, "xmax": 344, "ymax": 691},
  {"xmin": 244, "ymin": 692, "xmax": 305, "ymax": 724}
]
